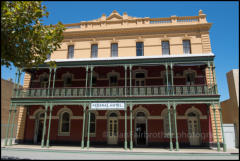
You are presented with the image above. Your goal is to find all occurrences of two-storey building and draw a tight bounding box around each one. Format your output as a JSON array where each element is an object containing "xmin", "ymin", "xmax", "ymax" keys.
[{"xmin": 4, "ymin": 10, "xmax": 226, "ymax": 151}]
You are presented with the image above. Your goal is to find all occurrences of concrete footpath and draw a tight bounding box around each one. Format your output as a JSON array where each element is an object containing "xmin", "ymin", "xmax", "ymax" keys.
[
  {"xmin": 1, "ymin": 143, "xmax": 239, "ymax": 154},
  {"xmin": 1, "ymin": 146, "xmax": 239, "ymax": 160}
]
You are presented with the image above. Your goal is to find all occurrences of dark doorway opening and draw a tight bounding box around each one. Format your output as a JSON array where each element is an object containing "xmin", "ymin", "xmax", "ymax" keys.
[
  {"xmin": 136, "ymin": 123, "xmax": 146, "ymax": 145},
  {"xmin": 37, "ymin": 121, "xmax": 43, "ymax": 143}
]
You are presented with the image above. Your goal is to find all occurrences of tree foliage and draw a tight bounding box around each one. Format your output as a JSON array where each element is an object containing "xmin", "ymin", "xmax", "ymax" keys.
[{"xmin": 1, "ymin": 1, "xmax": 65, "ymax": 69}]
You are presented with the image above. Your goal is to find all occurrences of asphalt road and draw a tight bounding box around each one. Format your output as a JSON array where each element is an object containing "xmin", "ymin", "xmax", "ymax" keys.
[{"xmin": 1, "ymin": 148, "xmax": 239, "ymax": 160}]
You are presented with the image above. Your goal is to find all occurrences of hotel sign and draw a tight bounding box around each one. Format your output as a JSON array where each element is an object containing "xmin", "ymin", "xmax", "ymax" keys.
[{"xmin": 91, "ymin": 103, "xmax": 125, "ymax": 110}]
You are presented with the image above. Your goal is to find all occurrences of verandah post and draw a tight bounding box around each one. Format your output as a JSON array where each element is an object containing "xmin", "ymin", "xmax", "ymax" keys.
[
  {"xmin": 218, "ymin": 102, "xmax": 227, "ymax": 152},
  {"xmin": 8, "ymin": 104, "xmax": 17, "ymax": 146},
  {"xmin": 124, "ymin": 103, "xmax": 127, "ymax": 150},
  {"xmin": 212, "ymin": 103, "xmax": 220, "ymax": 152},
  {"xmin": 47, "ymin": 68, "xmax": 53, "ymax": 97},
  {"xmin": 87, "ymin": 104, "xmax": 91, "ymax": 149},
  {"xmin": 41, "ymin": 103, "xmax": 48, "ymax": 148},
  {"xmin": 46, "ymin": 104, "xmax": 53, "ymax": 148},
  {"xmin": 168, "ymin": 102, "xmax": 173, "ymax": 151},
  {"xmin": 173, "ymin": 102, "xmax": 179, "ymax": 151},
  {"xmin": 125, "ymin": 65, "xmax": 127, "ymax": 96},
  {"xmin": 81, "ymin": 104, "xmax": 86, "ymax": 149},
  {"xmin": 130, "ymin": 103, "xmax": 133, "ymax": 150},
  {"xmin": 85, "ymin": 66, "xmax": 89, "ymax": 96},
  {"xmin": 165, "ymin": 63, "xmax": 169, "ymax": 95},
  {"xmin": 129, "ymin": 65, "xmax": 132, "ymax": 96},
  {"xmin": 4, "ymin": 103, "xmax": 13, "ymax": 146},
  {"xmin": 5, "ymin": 69, "xmax": 19, "ymax": 146},
  {"xmin": 51, "ymin": 67, "xmax": 57, "ymax": 97}
]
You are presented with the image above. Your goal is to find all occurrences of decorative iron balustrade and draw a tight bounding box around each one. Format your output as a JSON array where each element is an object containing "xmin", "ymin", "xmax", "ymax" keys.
[{"xmin": 13, "ymin": 85, "xmax": 217, "ymax": 98}]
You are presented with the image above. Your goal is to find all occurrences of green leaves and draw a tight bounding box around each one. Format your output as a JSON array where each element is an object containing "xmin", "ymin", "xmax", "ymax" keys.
[{"xmin": 1, "ymin": 1, "xmax": 65, "ymax": 69}]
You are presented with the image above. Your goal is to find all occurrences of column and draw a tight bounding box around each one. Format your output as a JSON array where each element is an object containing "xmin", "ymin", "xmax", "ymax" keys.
[
  {"xmin": 173, "ymin": 102, "xmax": 179, "ymax": 151},
  {"xmin": 124, "ymin": 103, "xmax": 127, "ymax": 150},
  {"xmin": 125, "ymin": 65, "xmax": 127, "ymax": 96},
  {"xmin": 165, "ymin": 64, "xmax": 169, "ymax": 95},
  {"xmin": 47, "ymin": 68, "xmax": 53, "ymax": 97},
  {"xmin": 16, "ymin": 69, "xmax": 22, "ymax": 97},
  {"xmin": 208, "ymin": 62, "xmax": 212, "ymax": 94},
  {"xmin": 89, "ymin": 66, "xmax": 93, "ymax": 96},
  {"xmin": 218, "ymin": 102, "xmax": 227, "ymax": 152},
  {"xmin": 130, "ymin": 104, "xmax": 133, "ymax": 150},
  {"xmin": 212, "ymin": 62, "xmax": 218, "ymax": 94},
  {"xmin": 168, "ymin": 102, "xmax": 173, "ymax": 151},
  {"xmin": 87, "ymin": 105, "xmax": 91, "ymax": 149},
  {"xmin": 129, "ymin": 65, "xmax": 132, "ymax": 96},
  {"xmin": 81, "ymin": 104, "xmax": 86, "ymax": 149},
  {"xmin": 4, "ymin": 104, "xmax": 13, "ymax": 146},
  {"xmin": 4, "ymin": 69, "xmax": 19, "ymax": 146},
  {"xmin": 85, "ymin": 66, "xmax": 88, "ymax": 96},
  {"xmin": 41, "ymin": 104, "xmax": 48, "ymax": 148},
  {"xmin": 8, "ymin": 104, "xmax": 17, "ymax": 146},
  {"xmin": 51, "ymin": 68, "xmax": 57, "ymax": 97},
  {"xmin": 46, "ymin": 104, "xmax": 53, "ymax": 148},
  {"xmin": 170, "ymin": 63, "xmax": 174, "ymax": 95},
  {"xmin": 212, "ymin": 103, "xmax": 220, "ymax": 152}
]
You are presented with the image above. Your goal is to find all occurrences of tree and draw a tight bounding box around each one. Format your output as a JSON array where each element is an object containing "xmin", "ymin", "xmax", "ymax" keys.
[{"xmin": 1, "ymin": 1, "xmax": 65, "ymax": 69}]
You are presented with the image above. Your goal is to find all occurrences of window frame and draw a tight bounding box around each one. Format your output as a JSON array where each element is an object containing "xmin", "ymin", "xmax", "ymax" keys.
[
  {"xmin": 67, "ymin": 45, "xmax": 74, "ymax": 59},
  {"xmin": 111, "ymin": 43, "xmax": 118, "ymax": 57},
  {"xmin": 136, "ymin": 42, "xmax": 144, "ymax": 56},
  {"xmin": 91, "ymin": 44, "xmax": 98, "ymax": 58},
  {"xmin": 183, "ymin": 40, "xmax": 191, "ymax": 54},
  {"xmin": 59, "ymin": 111, "xmax": 71, "ymax": 136},
  {"xmin": 162, "ymin": 41, "xmax": 170, "ymax": 55}
]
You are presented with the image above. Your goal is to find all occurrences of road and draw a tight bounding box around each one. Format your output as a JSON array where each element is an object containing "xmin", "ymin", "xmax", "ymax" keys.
[{"xmin": 1, "ymin": 148, "xmax": 239, "ymax": 160}]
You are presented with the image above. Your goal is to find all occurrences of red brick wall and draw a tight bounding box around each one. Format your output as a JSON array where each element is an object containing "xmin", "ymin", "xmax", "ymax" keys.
[
  {"xmin": 24, "ymin": 104, "xmax": 211, "ymax": 145},
  {"xmin": 29, "ymin": 65, "xmax": 207, "ymax": 88}
]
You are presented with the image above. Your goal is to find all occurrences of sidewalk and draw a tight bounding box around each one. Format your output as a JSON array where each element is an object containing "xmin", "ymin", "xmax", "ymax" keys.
[{"xmin": 2, "ymin": 143, "xmax": 239, "ymax": 154}]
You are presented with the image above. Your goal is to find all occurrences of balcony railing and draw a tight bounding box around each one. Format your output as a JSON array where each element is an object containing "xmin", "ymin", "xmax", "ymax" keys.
[{"xmin": 12, "ymin": 85, "xmax": 217, "ymax": 99}]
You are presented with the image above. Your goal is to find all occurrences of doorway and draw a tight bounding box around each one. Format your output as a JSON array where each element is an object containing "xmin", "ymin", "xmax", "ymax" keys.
[
  {"xmin": 107, "ymin": 113, "xmax": 118, "ymax": 145},
  {"xmin": 34, "ymin": 112, "xmax": 45, "ymax": 144},
  {"xmin": 135, "ymin": 112, "xmax": 147, "ymax": 146},
  {"xmin": 187, "ymin": 112, "xmax": 201, "ymax": 146}
]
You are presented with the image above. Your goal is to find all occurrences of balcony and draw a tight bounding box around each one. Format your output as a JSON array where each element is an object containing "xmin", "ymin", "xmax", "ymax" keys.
[{"xmin": 13, "ymin": 85, "xmax": 217, "ymax": 99}]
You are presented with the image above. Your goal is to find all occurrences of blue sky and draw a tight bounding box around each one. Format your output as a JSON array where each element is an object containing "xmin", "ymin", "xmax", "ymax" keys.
[{"xmin": 1, "ymin": 1, "xmax": 239, "ymax": 101}]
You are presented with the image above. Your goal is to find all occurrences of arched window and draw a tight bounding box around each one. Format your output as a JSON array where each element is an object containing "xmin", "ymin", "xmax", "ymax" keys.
[
  {"xmin": 40, "ymin": 75, "xmax": 48, "ymax": 88},
  {"xmin": 163, "ymin": 109, "xmax": 175, "ymax": 138},
  {"xmin": 90, "ymin": 113, "xmax": 96, "ymax": 134},
  {"xmin": 59, "ymin": 112, "xmax": 70, "ymax": 135}
]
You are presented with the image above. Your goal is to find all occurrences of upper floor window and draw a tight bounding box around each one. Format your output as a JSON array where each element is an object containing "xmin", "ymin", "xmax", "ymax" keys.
[
  {"xmin": 186, "ymin": 72, "xmax": 195, "ymax": 85},
  {"xmin": 110, "ymin": 75, "xmax": 118, "ymax": 86},
  {"xmin": 63, "ymin": 74, "xmax": 72, "ymax": 87},
  {"xmin": 111, "ymin": 43, "xmax": 118, "ymax": 57},
  {"xmin": 162, "ymin": 41, "xmax": 170, "ymax": 55},
  {"xmin": 136, "ymin": 42, "xmax": 144, "ymax": 56},
  {"xmin": 68, "ymin": 45, "xmax": 74, "ymax": 59},
  {"xmin": 40, "ymin": 76, "xmax": 48, "ymax": 88},
  {"xmin": 92, "ymin": 76, "xmax": 97, "ymax": 86},
  {"xmin": 91, "ymin": 44, "xmax": 98, "ymax": 58},
  {"xmin": 183, "ymin": 40, "xmax": 191, "ymax": 54},
  {"xmin": 135, "ymin": 73, "xmax": 145, "ymax": 86}
]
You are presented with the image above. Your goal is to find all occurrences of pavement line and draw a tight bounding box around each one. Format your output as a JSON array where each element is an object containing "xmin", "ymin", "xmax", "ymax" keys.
[{"xmin": 1, "ymin": 148, "xmax": 236, "ymax": 156}]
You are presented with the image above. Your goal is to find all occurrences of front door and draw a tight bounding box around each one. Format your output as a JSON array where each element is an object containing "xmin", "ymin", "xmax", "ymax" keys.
[
  {"xmin": 188, "ymin": 117, "xmax": 200, "ymax": 146},
  {"xmin": 107, "ymin": 117, "xmax": 118, "ymax": 145},
  {"xmin": 37, "ymin": 120, "xmax": 43, "ymax": 144},
  {"xmin": 136, "ymin": 123, "xmax": 146, "ymax": 145}
]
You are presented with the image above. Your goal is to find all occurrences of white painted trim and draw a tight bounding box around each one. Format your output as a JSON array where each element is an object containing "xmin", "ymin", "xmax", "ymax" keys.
[{"xmin": 45, "ymin": 53, "xmax": 214, "ymax": 63}]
